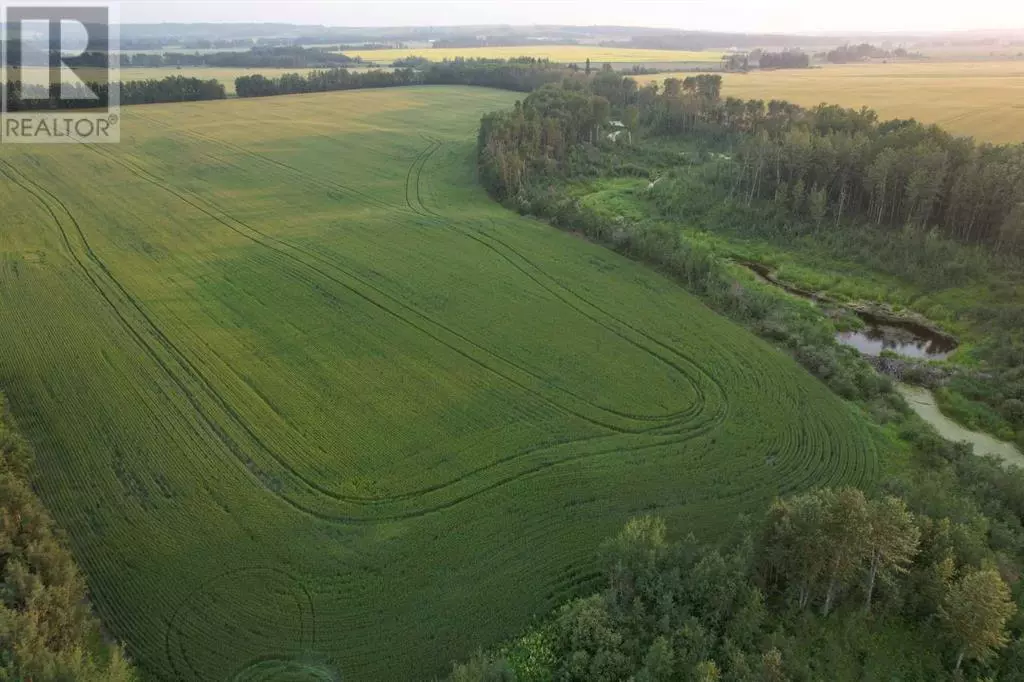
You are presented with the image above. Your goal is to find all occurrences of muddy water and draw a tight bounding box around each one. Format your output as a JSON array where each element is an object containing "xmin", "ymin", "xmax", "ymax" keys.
[
  {"xmin": 896, "ymin": 384, "xmax": 1024, "ymax": 469},
  {"xmin": 738, "ymin": 261, "xmax": 956, "ymax": 360},
  {"xmin": 836, "ymin": 325, "xmax": 956, "ymax": 360}
]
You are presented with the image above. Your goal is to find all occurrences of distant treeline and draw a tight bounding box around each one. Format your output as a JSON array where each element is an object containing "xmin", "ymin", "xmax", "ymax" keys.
[
  {"xmin": 823, "ymin": 43, "xmax": 921, "ymax": 63},
  {"xmin": 0, "ymin": 395, "xmax": 135, "ymax": 679},
  {"xmin": 3, "ymin": 59, "xmax": 575, "ymax": 111},
  {"xmin": 236, "ymin": 58, "xmax": 572, "ymax": 98},
  {"xmin": 723, "ymin": 49, "xmax": 810, "ymax": 72},
  {"xmin": 758, "ymin": 49, "xmax": 811, "ymax": 69},
  {"xmin": 4, "ymin": 76, "xmax": 226, "ymax": 110},
  {"xmin": 120, "ymin": 45, "xmax": 360, "ymax": 69},
  {"xmin": 3, "ymin": 44, "xmax": 359, "ymax": 70},
  {"xmin": 391, "ymin": 56, "xmax": 433, "ymax": 68},
  {"xmin": 337, "ymin": 42, "xmax": 405, "ymax": 51}
]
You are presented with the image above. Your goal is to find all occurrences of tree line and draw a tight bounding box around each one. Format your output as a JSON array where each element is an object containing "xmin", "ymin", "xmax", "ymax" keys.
[
  {"xmin": 757, "ymin": 50, "xmax": 810, "ymax": 70},
  {"xmin": 236, "ymin": 58, "xmax": 573, "ymax": 98},
  {"xmin": 723, "ymin": 50, "xmax": 809, "ymax": 72},
  {"xmin": 717, "ymin": 108, "xmax": 1024, "ymax": 252},
  {"xmin": 822, "ymin": 43, "xmax": 919, "ymax": 63},
  {"xmin": 0, "ymin": 395, "xmax": 135, "ymax": 680},
  {"xmin": 4, "ymin": 58, "xmax": 575, "ymax": 111},
  {"xmin": 120, "ymin": 45, "xmax": 360, "ymax": 69},
  {"xmin": 4, "ymin": 76, "xmax": 226, "ymax": 110}
]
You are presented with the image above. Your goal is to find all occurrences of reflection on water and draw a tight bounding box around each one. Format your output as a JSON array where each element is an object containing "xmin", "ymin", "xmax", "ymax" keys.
[
  {"xmin": 737, "ymin": 261, "xmax": 957, "ymax": 360},
  {"xmin": 896, "ymin": 384, "xmax": 1024, "ymax": 469},
  {"xmin": 836, "ymin": 325, "xmax": 955, "ymax": 360}
]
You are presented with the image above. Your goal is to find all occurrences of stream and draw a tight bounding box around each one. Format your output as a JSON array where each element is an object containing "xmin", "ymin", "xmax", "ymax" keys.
[
  {"xmin": 896, "ymin": 384, "xmax": 1024, "ymax": 468},
  {"xmin": 736, "ymin": 262, "xmax": 1020, "ymax": 466},
  {"xmin": 739, "ymin": 261, "xmax": 956, "ymax": 360}
]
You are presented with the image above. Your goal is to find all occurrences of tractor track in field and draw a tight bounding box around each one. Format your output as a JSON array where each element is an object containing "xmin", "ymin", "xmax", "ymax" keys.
[
  {"xmin": 4, "ymin": 132, "xmax": 868, "ymax": 531},
  {"xmin": 2, "ymin": 98, "xmax": 882, "ymax": 682},
  {"xmin": 169, "ymin": 126, "xmax": 716, "ymax": 428},
  {"xmin": 4, "ymin": 150, "xmax": 720, "ymax": 524},
  {"xmin": 179, "ymin": 126, "xmax": 410, "ymax": 217},
  {"xmin": 406, "ymin": 137, "xmax": 732, "ymax": 426},
  {"xmin": 406, "ymin": 138, "xmax": 879, "ymax": 491},
  {"xmin": 85, "ymin": 133, "xmax": 722, "ymax": 431},
  {"xmin": 0, "ymin": 160, "xmax": 315, "ymax": 510},
  {"xmin": 163, "ymin": 566, "xmax": 316, "ymax": 682},
  {"xmin": 78, "ymin": 141, "xmax": 699, "ymax": 432}
]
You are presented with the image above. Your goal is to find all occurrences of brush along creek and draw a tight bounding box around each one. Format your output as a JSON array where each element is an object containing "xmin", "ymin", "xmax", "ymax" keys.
[{"xmin": 737, "ymin": 260, "xmax": 1022, "ymax": 465}]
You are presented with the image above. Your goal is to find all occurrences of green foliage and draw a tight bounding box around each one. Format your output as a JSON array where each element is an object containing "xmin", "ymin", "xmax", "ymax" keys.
[
  {"xmin": 941, "ymin": 569, "xmax": 1017, "ymax": 670},
  {"xmin": 451, "ymin": 479, "xmax": 1018, "ymax": 680},
  {"xmin": 7, "ymin": 75, "xmax": 226, "ymax": 110},
  {"xmin": 0, "ymin": 396, "xmax": 134, "ymax": 681},
  {"xmin": 449, "ymin": 651, "xmax": 515, "ymax": 682}
]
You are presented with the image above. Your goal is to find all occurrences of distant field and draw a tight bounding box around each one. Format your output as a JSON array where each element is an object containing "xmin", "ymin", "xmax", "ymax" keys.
[
  {"xmin": 342, "ymin": 45, "xmax": 723, "ymax": 65},
  {"xmin": 0, "ymin": 86, "xmax": 878, "ymax": 680},
  {"xmin": 642, "ymin": 60, "xmax": 1024, "ymax": 144}
]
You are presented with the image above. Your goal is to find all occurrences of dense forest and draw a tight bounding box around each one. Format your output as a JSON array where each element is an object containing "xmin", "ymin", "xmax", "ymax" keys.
[
  {"xmin": 0, "ymin": 396, "xmax": 135, "ymax": 680},
  {"xmin": 481, "ymin": 72, "xmax": 1024, "ymax": 253}
]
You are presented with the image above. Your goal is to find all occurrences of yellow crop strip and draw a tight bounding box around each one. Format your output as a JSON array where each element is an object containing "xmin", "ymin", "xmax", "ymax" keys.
[{"xmin": 342, "ymin": 45, "xmax": 723, "ymax": 64}]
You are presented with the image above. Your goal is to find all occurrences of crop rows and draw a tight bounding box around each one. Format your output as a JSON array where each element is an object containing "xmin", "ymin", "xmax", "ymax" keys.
[{"xmin": 0, "ymin": 87, "xmax": 878, "ymax": 680}]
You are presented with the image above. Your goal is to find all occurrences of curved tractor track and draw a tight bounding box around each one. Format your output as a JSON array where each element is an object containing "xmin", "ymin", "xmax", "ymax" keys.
[{"xmin": 0, "ymin": 88, "xmax": 878, "ymax": 681}]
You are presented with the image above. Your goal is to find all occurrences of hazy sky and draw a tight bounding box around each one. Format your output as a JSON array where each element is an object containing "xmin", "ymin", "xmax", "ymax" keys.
[{"xmin": 98, "ymin": 0, "xmax": 1024, "ymax": 33}]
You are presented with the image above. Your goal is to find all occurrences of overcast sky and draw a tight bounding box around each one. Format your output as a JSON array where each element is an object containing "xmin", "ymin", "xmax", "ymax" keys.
[{"xmin": 102, "ymin": 0, "xmax": 1024, "ymax": 33}]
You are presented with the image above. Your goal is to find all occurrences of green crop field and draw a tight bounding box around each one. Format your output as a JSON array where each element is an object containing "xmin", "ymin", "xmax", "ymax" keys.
[{"xmin": 0, "ymin": 86, "xmax": 880, "ymax": 680}]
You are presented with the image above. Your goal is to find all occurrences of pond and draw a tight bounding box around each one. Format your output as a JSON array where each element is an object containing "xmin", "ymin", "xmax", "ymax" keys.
[
  {"xmin": 738, "ymin": 261, "xmax": 956, "ymax": 360},
  {"xmin": 896, "ymin": 384, "xmax": 1024, "ymax": 469},
  {"xmin": 836, "ymin": 314, "xmax": 957, "ymax": 360}
]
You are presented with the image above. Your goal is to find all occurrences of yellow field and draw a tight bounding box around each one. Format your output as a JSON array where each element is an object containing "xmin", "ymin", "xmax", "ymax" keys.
[
  {"xmin": 641, "ymin": 60, "xmax": 1024, "ymax": 144},
  {"xmin": 342, "ymin": 45, "xmax": 722, "ymax": 65}
]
